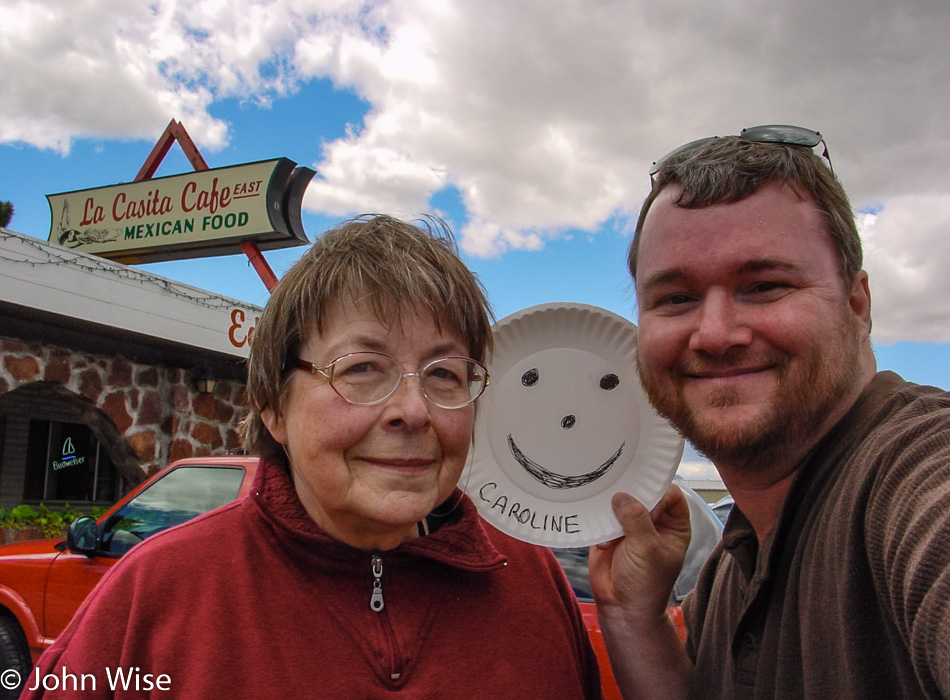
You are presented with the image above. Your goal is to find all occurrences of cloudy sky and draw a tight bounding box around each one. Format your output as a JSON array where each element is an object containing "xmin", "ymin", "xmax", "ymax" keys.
[{"xmin": 2, "ymin": 0, "xmax": 949, "ymax": 480}]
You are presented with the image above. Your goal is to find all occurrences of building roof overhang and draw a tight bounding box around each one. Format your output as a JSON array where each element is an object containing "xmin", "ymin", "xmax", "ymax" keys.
[{"xmin": 1, "ymin": 228, "xmax": 262, "ymax": 380}]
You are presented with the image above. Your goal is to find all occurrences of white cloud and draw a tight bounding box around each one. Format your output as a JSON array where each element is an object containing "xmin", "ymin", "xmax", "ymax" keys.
[
  {"xmin": 860, "ymin": 195, "xmax": 950, "ymax": 344},
  {"xmin": 0, "ymin": 0, "xmax": 226, "ymax": 151},
  {"xmin": 0, "ymin": 0, "xmax": 348, "ymax": 151},
  {"xmin": 3, "ymin": 0, "xmax": 950, "ymax": 343},
  {"xmin": 676, "ymin": 461, "xmax": 721, "ymax": 483},
  {"xmin": 458, "ymin": 218, "xmax": 545, "ymax": 258},
  {"xmin": 674, "ymin": 441, "xmax": 720, "ymax": 483},
  {"xmin": 304, "ymin": 133, "xmax": 447, "ymax": 216}
]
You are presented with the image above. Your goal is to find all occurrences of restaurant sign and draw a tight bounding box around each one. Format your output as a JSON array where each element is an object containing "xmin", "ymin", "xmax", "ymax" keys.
[{"xmin": 47, "ymin": 158, "xmax": 314, "ymax": 264}]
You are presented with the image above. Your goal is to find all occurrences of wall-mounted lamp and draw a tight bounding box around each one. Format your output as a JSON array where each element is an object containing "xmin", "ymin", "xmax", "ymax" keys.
[{"xmin": 195, "ymin": 369, "xmax": 217, "ymax": 395}]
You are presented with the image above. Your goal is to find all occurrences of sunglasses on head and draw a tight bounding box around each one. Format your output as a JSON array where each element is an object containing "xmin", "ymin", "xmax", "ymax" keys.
[{"xmin": 649, "ymin": 124, "xmax": 833, "ymax": 178}]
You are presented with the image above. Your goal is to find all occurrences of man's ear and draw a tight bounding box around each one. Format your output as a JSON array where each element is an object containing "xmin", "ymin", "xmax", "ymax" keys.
[
  {"xmin": 261, "ymin": 407, "xmax": 288, "ymax": 445},
  {"xmin": 849, "ymin": 270, "xmax": 872, "ymax": 337}
]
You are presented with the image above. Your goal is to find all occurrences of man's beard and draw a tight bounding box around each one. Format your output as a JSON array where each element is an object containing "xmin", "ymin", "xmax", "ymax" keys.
[{"xmin": 637, "ymin": 316, "xmax": 863, "ymax": 471}]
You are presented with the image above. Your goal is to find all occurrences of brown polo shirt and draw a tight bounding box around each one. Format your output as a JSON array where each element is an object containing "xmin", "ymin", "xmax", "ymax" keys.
[{"xmin": 683, "ymin": 372, "xmax": 950, "ymax": 699}]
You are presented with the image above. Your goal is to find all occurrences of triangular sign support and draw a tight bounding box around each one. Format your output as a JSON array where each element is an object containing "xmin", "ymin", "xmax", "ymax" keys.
[{"xmin": 133, "ymin": 119, "xmax": 279, "ymax": 292}]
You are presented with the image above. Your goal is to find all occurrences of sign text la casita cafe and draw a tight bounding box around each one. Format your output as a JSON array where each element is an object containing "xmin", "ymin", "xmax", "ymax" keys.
[{"xmin": 47, "ymin": 158, "xmax": 314, "ymax": 264}]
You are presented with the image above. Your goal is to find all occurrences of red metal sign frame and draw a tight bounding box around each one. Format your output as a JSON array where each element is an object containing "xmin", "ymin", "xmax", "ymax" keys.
[{"xmin": 134, "ymin": 119, "xmax": 278, "ymax": 292}]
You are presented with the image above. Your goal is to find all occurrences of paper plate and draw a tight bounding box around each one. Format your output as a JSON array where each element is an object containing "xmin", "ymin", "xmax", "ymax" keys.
[{"xmin": 464, "ymin": 303, "xmax": 683, "ymax": 548}]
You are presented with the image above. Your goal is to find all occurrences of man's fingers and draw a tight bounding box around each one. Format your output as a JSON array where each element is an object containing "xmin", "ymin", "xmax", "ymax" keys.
[
  {"xmin": 590, "ymin": 486, "xmax": 691, "ymax": 615},
  {"xmin": 652, "ymin": 483, "xmax": 692, "ymax": 540},
  {"xmin": 611, "ymin": 491, "xmax": 655, "ymax": 537}
]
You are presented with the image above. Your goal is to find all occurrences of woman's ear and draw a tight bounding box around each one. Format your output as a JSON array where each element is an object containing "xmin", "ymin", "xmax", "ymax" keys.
[{"xmin": 261, "ymin": 407, "xmax": 288, "ymax": 445}]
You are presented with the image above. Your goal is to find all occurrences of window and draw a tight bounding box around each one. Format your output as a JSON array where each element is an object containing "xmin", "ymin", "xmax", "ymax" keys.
[
  {"xmin": 24, "ymin": 420, "xmax": 118, "ymax": 504},
  {"xmin": 100, "ymin": 466, "xmax": 245, "ymax": 554}
]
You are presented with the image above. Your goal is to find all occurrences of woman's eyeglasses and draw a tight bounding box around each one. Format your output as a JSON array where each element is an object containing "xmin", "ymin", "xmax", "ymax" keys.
[
  {"xmin": 649, "ymin": 124, "xmax": 832, "ymax": 178},
  {"xmin": 292, "ymin": 352, "xmax": 489, "ymax": 409}
]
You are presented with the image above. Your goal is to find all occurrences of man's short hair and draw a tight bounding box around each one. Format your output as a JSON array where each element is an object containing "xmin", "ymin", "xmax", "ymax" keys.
[
  {"xmin": 242, "ymin": 214, "xmax": 493, "ymax": 461},
  {"xmin": 628, "ymin": 136, "xmax": 862, "ymax": 286}
]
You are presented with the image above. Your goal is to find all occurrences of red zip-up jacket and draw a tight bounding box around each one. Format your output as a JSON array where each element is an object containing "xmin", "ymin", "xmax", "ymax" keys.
[{"xmin": 23, "ymin": 457, "xmax": 602, "ymax": 699}]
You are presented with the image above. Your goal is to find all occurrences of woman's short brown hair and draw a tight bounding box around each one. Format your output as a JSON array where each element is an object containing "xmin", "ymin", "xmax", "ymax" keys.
[{"xmin": 242, "ymin": 214, "xmax": 493, "ymax": 461}]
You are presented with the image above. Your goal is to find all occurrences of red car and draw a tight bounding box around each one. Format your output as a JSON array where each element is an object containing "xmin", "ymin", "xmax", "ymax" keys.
[{"xmin": 0, "ymin": 457, "xmax": 720, "ymax": 699}]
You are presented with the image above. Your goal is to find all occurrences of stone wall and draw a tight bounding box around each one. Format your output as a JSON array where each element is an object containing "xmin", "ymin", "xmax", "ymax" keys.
[{"xmin": 0, "ymin": 334, "xmax": 247, "ymax": 477}]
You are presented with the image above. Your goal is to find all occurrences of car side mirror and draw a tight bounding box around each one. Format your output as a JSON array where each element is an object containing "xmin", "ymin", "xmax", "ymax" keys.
[{"xmin": 66, "ymin": 516, "xmax": 99, "ymax": 555}]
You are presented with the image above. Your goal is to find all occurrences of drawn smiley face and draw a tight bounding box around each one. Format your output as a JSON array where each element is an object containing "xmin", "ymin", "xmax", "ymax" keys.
[
  {"xmin": 467, "ymin": 303, "xmax": 684, "ymax": 547},
  {"xmin": 486, "ymin": 346, "xmax": 641, "ymax": 503}
]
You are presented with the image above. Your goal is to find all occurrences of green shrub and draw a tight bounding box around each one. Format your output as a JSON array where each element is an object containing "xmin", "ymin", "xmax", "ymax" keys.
[{"xmin": 0, "ymin": 503, "xmax": 104, "ymax": 538}]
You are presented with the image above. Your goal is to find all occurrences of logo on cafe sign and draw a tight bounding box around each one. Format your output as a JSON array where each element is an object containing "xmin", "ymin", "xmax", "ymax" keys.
[{"xmin": 46, "ymin": 158, "xmax": 314, "ymax": 264}]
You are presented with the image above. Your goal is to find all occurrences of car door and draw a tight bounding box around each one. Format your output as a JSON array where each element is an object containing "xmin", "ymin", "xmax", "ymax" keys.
[{"xmin": 42, "ymin": 464, "xmax": 247, "ymax": 639}]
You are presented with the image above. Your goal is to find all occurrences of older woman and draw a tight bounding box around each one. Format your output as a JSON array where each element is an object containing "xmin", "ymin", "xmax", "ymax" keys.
[{"xmin": 23, "ymin": 215, "xmax": 601, "ymax": 699}]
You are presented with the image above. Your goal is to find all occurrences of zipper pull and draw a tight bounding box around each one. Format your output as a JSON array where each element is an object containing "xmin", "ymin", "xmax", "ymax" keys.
[{"xmin": 370, "ymin": 555, "xmax": 384, "ymax": 612}]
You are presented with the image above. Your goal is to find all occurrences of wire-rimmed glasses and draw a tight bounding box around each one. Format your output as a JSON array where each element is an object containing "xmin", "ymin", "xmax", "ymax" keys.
[{"xmin": 292, "ymin": 352, "xmax": 489, "ymax": 409}]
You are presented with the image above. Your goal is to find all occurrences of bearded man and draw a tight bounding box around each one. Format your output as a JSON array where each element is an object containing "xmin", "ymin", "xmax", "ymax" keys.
[{"xmin": 590, "ymin": 126, "xmax": 950, "ymax": 699}]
